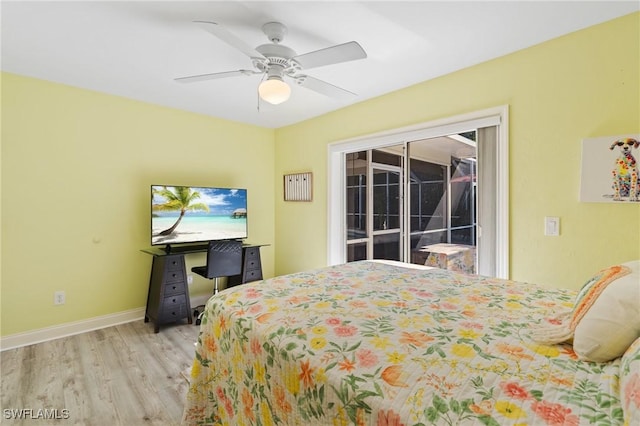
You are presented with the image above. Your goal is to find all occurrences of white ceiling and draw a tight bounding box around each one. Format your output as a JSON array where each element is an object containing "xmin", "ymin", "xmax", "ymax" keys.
[{"xmin": 2, "ymin": 1, "xmax": 638, "ymax": 129}]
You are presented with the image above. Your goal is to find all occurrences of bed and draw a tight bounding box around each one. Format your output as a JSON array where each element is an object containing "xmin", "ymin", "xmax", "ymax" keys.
[{"xmin": 182, "ymin": 260, "xmax": 640, "ymax": 425}]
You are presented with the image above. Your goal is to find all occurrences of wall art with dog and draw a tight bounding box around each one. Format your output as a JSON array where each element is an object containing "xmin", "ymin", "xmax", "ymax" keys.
[{"xmin": 580, "ymin": 134, "xmax": 640, "ymax": 202}]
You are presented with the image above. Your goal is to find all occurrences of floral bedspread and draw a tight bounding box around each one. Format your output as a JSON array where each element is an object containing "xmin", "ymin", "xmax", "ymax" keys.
[{"xmin": 182, "ymin": 261, "xmax": 624, "ymax": 425}]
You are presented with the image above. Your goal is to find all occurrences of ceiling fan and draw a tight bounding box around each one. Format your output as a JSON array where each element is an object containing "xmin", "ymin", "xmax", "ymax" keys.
[{"xmin": 175, "ymin": 21, "xmax": 367, "ymax": 105}]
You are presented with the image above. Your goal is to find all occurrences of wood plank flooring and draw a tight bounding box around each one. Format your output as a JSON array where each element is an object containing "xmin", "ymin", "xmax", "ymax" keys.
[{"xmin": 1, "ymin": 320, "xmax": 200, "ymax": 425}]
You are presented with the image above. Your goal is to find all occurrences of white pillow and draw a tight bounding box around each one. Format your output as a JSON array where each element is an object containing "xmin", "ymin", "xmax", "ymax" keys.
[{"xmin": 572, "ymin": 260, "xmax": 640, "ymax": 362}]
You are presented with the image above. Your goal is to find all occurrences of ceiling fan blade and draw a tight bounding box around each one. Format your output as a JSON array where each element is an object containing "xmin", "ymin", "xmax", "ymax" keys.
[
  {"xmin": 175, "ymin": 70, "xmax": 256, "ymax": 83},
  {"xmin": 293, "ymin": 41, "xmax": 366, "ymax": 70},
  {"xmin": 194, "ymin": 21, "xmax": 266, "ymax": 60},
  {"xmin": 296, "ymin": 75, "xmax": 357, "ymax": 100}
]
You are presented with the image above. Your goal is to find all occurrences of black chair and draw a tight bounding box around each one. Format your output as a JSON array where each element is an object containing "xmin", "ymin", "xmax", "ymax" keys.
[
  {"xmin": 192, "ymin": 240, "xmax": 243, "ymax": 293},
  {"xmin": 191, "ymin": 240, "xmax": 243, "ymax": 324}
]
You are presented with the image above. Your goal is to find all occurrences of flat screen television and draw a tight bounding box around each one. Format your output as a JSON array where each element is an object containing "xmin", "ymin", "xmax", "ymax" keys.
[{"xmin": 151, "ymin": 185, "xmax": 247, "ymax": 248}]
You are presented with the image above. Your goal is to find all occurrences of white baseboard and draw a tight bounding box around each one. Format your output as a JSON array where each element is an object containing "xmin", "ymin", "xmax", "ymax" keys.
[
  {"xmin": 0, "ymin": 307, "xmax": 145, "ymax": 352},
  {"xmin": 0, "ymin": 295, "xmax": 213, "ymax": 351}
]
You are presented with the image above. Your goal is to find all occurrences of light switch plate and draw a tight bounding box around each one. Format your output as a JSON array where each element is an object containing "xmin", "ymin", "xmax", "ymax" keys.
[{"xmin": 544, "ymin": 216, "xmax": 560, "ymax": 236}]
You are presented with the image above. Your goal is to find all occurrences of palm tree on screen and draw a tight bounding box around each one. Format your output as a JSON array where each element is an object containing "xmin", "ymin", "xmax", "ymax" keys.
[{"xmin": 152, "ymin": 186, "xmax": 210, "ymax": 236}]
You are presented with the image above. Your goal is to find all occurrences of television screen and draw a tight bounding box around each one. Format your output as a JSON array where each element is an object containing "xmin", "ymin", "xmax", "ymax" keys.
[{"xmin": 151, "ymin": 185, "xmax": 247, "ymax": 246}]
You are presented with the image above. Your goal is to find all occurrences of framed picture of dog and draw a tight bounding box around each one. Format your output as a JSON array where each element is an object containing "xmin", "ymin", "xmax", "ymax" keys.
[{"xmin": 580, "ymin": 134, "xmax": 640, "ymax": 202}]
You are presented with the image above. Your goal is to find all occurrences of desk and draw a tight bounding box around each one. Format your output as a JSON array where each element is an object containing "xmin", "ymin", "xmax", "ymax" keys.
[
  {"xmin": 141, "ymin": 243, "xmax": 266, "ymax": 333},
  {"xmin": 412, "ymin": 243, "xmax": 476, "ymax": 274}
]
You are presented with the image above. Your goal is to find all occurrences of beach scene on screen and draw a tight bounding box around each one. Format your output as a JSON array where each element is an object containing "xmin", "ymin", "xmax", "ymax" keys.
[{"xmin": 151, "ymin": 186, "xmax": 247, "ymax": 245}]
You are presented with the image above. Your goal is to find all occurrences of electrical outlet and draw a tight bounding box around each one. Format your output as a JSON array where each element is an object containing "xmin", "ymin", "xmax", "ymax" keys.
[
  {"xmin": 54, "ymin": 291, "xmax": 66, "ymax": 305},
  {"xmin": 187, "ymin": 274, "xmax": 194, "ymax": 285}
]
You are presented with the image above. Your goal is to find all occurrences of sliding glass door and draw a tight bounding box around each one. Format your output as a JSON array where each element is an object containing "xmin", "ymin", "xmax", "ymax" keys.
[
  {"xmin": 345, "ymin": 134, "xmax": 480, "ymax": 274},
  {"xmin": 330, "ymin": 106, "xmax": 508, "ymax": 278},
  {"xmin": 346, "ymin": 150, "xmax": 403, "ymax": 261}
]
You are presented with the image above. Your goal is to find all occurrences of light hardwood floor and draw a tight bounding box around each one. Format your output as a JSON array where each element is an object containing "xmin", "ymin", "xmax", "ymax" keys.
[{"xmin": 1, "ymin": 320, "xmax": 200, "ymax": 425}]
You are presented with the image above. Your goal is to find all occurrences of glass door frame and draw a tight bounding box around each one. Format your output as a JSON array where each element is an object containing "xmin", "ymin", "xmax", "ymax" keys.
[
  {"xmin": 328, "ymin": 105, "xmax": 510, "ymax": 278},
  {"xmin": 370, "ymin": 162, "xmax": 403, "ymax": 261},
  {"xmin": 345, "ymin": 152, "xmax": 405, "ymax": 262}
]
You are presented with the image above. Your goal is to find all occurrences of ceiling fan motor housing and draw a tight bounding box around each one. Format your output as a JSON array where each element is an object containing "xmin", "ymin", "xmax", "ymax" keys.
[{"xmin": 255, "ymin": 43, "xmax": 300, "ymax": 74}]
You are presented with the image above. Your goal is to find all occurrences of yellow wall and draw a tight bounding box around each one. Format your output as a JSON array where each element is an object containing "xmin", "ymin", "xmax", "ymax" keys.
[
  {"xmin": 1, "ymin": 13, "xmax": 639, "ymax": 338},
  {"xmin": 274, "ymin": 12, "xmax": 640, "ymax": 289},
  {"xmin": 1, "ymin": 73, "xmax": 275, "ymax": 336}
]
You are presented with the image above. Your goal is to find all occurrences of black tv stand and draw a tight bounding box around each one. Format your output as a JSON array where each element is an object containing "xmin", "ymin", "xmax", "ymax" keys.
[{"xmin": 141, "ymin": 243, "xmax": 267, "ymax": 333}]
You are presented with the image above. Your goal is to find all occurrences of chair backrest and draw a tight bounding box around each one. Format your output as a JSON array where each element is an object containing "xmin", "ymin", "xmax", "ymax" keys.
[{"xmin": 205, "ymin": 240, "xmax": 243, "ymax": 278}]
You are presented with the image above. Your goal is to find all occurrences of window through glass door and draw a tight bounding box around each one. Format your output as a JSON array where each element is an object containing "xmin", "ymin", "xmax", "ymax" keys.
[
  {"xmin": 408, "ymin": 139, "xmax": 477, "ymax": 274},
  {"xmin": 345, "ymin": 135, "xmax": 479, "ymax": 274}
]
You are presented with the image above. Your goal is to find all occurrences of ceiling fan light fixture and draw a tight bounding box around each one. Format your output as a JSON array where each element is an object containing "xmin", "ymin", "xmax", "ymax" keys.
[{"xmin": 258, "ymin": 76, "xmax": 291, "ymax": 105}]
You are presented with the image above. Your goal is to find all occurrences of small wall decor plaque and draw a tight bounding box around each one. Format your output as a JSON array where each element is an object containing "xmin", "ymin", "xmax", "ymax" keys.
[
  {"xmin": 580, "ymin": 134, "xmax": 640, "ymax": 202},
  {"xmin": 284, "ymin": 172, "xmax": 312, "ymax": 201}
]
